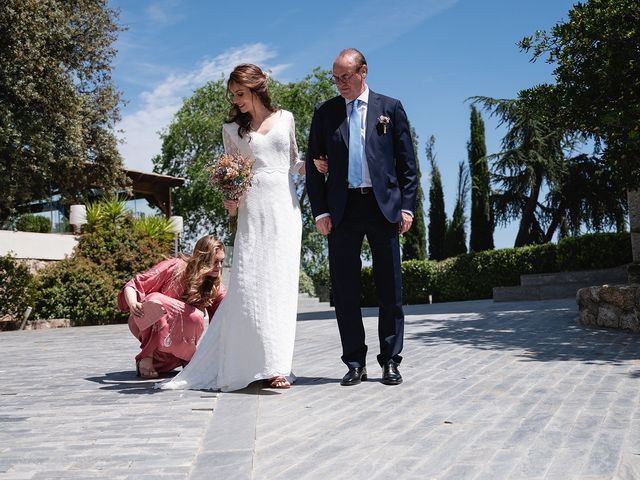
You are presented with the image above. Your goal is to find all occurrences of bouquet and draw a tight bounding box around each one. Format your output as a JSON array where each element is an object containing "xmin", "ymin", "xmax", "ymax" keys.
[{"xmin": 207, "ymin": 151, "xmax": 254, "ymax": 232}]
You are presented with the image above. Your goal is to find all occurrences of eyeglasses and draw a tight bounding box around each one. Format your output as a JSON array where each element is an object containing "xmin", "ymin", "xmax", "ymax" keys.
[{"xmin": 332, "ymin": 70, "xmax": 361, "ymax": 85}]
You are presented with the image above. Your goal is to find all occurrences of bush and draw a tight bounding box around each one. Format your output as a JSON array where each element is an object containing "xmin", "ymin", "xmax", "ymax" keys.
[
  {"xmin": 311, "ymin": 264, "xmax": 331, "ymax": 302},
  {"xmin": 32, "ymin": 257, "xmax": 125, "ymax": 326},
  {"xmin": 299, "ymin": 269, "xmax": 316, "ymax": 296},
  {"xmin": 358, "ymin": 232, "xmax": 630, "ymax": 306},
  {"xmin": 76, "ymin": 216, "xmax": 172, "ymax": 287},
  {"xmin": 435, "ymin": 243, "xmax": 558, "ymax": 302},
  {"xmin": 0, "ymin": 255, "xmax": 34, "ymax": 320},
  {"xmin": 15, "ymin": 214, "xmax": 51, "ymax": 233},
  {"xmin": 28, "ymin": 198, "xmax": 173, "ymax": 325},
  {"xmin": 556, "ymin": 232, "xmax": 631, "ymax": 271},
  {"xmin": 361, "ymin": 259, "xmax": 440, "ymax": 306}
]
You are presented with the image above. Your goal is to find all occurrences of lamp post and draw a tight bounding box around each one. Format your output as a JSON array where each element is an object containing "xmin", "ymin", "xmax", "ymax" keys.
[
  {"xmin": 69, "ymin": 204, "xmax": 87, "ymax": 234},
  {"xmin": 169, "ymin": 216, "xmax": 183, "ymax": 256}
]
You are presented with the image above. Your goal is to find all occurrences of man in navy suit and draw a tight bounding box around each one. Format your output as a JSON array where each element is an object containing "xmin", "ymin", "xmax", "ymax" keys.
[{"xmin": 306, "ymin": 48, "xmax": 417, "ymax": 386}]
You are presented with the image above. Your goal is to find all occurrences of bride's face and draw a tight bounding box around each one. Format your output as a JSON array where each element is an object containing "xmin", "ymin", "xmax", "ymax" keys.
[{"xmin": 229, "ymin": 81, "xmax": 257, "ymax": 115}]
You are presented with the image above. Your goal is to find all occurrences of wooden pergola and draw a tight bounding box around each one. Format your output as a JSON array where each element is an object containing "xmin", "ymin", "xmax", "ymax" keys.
[{"xmin": 124, "ymin": 169, "xmax": 185, "ymax": 217}]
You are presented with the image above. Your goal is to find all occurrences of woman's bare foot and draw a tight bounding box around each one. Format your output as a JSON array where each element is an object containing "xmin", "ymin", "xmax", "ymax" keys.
[
  {"xmin": 137, "ymin": 357, "xmax": 158, "ymax": 379},
  {"xmin": 268, "ymin": 376, "xmax": 290, "ymax": 389}
]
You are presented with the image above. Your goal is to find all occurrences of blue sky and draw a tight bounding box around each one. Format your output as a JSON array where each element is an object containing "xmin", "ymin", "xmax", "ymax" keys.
[{"xmin": 109, "ymin": 0, "xmax": 576, "ymax": 249}]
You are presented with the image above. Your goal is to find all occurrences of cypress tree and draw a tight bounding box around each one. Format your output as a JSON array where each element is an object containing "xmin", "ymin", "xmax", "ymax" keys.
[
  {"xmin": 427, "ymin": 136, "xmax": 447, "ymax": 261},
  {"xmin": 402, "ymin": 127, "xmax": 427, "ymax": 260},
  {"xmin": 445, "ymin": 162, "xmax": 470, "ymax": 257},
  {"xmin": 468, "ymin": 105, "xmax": 494, "ymax": 251}
]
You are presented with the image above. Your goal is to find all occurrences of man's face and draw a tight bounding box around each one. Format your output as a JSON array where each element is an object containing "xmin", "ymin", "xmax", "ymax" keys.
[
  {"xmin": 332, "ymin": 55, "xmax": 367, "ymax": 101},
  {"xmin": 208, "ymin": 251, "xmax": 225, "ymax": 278}
]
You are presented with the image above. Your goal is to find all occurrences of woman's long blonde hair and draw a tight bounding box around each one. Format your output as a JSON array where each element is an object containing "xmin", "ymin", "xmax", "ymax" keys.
[{"xmin": 175, "ymin": 235, "xmax": 225, "ymax": 309}]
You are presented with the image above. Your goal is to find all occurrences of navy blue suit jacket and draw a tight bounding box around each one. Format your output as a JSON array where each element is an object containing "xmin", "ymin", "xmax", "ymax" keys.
[{"xmin": 306, "ymin": 90, "xmax": 418, "ymax": 227}]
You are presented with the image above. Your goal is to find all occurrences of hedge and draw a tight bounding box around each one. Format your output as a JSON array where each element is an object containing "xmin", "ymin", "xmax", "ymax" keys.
[{"xmin": 312, "ymin": 232, "xmax": 631, "ymax": 306}]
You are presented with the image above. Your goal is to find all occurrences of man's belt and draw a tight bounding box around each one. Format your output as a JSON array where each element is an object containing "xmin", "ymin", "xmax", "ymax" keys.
[{"xmin": 349, "ymin": 187, "xmax": 373, "ymax": 194}]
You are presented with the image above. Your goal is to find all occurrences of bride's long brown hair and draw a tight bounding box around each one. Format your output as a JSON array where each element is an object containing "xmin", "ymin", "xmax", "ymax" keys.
[
  {"xmin": 174, "ymin": 235, "xmax": 225, "ymax": 309},
  {"xmin": 226, "ymin": 63, "xmax": 277, "ymax": 139}
]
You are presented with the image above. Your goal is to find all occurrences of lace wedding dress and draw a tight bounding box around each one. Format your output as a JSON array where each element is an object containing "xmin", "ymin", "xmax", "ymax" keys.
[{"xmin": 160, "ymin": 110, "xmax": 303, "ymax": 392}]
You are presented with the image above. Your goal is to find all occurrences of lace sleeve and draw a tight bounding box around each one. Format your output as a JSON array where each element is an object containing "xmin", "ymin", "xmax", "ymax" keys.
[
  {"xmin": 222, "ymin": 125, "xmax": 240, "ymax": 155},
  {"xmin": 288, "ymin": 113, "xmax": 304, "ymax": 175}
]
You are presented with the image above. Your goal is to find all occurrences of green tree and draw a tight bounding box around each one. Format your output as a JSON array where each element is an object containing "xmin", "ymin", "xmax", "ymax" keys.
[
  {"xmin": 520, "ymin": 0, "xmax": 640, "ymax": 278},
  {"xmin": 0, "ymin": 0, "xmax": 128, "ymax": 221},
  {"xmin": 474, "ymin": 91, "xmax": 628, "ymax": 246},
  {"xmin": 468, "ymin": 105, "xmax": 494, "ymax": 252},
  {"xmin": 544, "ymin": 153, "xmax": 627, "ymax": 238},
  {"xmin": 445, "ymin": 162, "xmax": 469, "ymax": 257},
  {"xmin": 426, "ymin": 136, "xmax": 447, "ymax": 260},
  {"xmin": 402, "ymin": 127, "xmax": 427, "ymax": 260},
  {"xmin": 472, "ymin": 90, "xmax": 567, "ymax": 247},
  {"xmin": 153, "ymin": 69, "xmax": 336, "ymax": 275}
]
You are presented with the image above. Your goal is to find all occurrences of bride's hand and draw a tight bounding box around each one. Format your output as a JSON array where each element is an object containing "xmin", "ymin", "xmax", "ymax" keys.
[{"xmin": 223, "ymin": 199, "xmax": 238, "ymax": 216}]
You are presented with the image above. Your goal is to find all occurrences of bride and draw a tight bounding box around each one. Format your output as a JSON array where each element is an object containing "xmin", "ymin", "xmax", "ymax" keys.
[{"xmin": 160, "ymin": 64, "xmax": 305, "ymax": 391}]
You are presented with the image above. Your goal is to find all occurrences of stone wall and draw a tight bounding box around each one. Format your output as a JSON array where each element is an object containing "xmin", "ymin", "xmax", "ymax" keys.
[{"xmin": 577, "ymin": 284, "xmax": 640, "ymax": 332}]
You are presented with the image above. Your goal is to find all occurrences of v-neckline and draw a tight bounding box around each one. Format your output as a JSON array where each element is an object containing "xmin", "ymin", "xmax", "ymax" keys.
[{"xmin": 251, "ymin": 110, "xmax": 283, "ymax": 137}]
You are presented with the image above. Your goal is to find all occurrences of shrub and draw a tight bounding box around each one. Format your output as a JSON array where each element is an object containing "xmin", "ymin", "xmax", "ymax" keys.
[
  {"xmin": 311, "ymin": 263, "xmax": 331, "ymax": 302},
  {"xmin": 361, "ymin": 260, "xmax": 440, "ymax": 306},
  {"xmin": 299, "ymin": 269, "xmax": 316, "ymax": 296},
  {"xmin": 15, "ymin": 214, "xmax": 51, "ymax": 233},
  {"xmin": 0, "ymin": 255, "xmax": 34, "ymax": 320},
  {"xmin": 556, "ymin": 232, "xmax": 631, "ymax": 271},
  {"xmin": 358, "ymin": 232, "xmax": 630, "ymax": 306},
  {"xmin": 76, "ymin": 216, "xmax": 172, "ymax": 287},
  {"xmin": 23, "ymin": 196, "xmax": 176, "ymax": 326},
  {"xmin": 32, "ymin": 257, "xmax": 125, "ymax": 326}
]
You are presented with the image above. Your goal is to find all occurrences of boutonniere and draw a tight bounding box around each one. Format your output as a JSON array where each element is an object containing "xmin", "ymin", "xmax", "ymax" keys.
[{"xmin": 377, "ymin": 115, "xmax": 390, "ymax": 134}]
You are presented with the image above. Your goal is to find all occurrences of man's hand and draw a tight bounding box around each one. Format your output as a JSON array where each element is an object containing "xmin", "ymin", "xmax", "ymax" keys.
[
  {"xmin": 399, "ymin": 211, "xmax": 413, "ymax": 235},
  {"xmin": 315, "ymin": 216, "xmax": 332, "ymax": 236},
  {"xmin": 314, "ymin": 155, "xmax": 329, "ymax": 174}
]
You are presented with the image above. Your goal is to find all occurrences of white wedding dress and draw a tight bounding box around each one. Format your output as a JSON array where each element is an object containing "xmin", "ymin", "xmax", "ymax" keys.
[{"xmin": 160, "ymin": 110, "xmax": 303, "ymax": 392}]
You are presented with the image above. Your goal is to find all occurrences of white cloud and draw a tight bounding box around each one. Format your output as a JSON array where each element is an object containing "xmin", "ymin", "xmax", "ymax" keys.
[
  {"xmin": 146, "ymin": 0, "xmax": 185, "ymax": 26},
  {"xmin": 117, "ymin": 43, "xmax": 286, "ymax": 172}
]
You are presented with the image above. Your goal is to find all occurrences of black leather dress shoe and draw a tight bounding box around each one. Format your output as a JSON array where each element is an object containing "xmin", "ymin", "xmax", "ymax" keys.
[
  {"xmin": 382, "ymin": 361, "xmax": 403, "ymax": 385},
  {"xmin": 341, "ymin": 367, "xmax": 367, "ymax": 386}
]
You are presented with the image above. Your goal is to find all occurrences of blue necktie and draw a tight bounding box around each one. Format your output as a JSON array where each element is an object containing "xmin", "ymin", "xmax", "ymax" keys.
[{"xmin": 348, "ymin": 99, "xmax": 363, "ymax": 187}]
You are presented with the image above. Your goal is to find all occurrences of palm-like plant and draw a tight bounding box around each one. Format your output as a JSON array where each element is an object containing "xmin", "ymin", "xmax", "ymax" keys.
[
  {"xmin": 85, "ymin": 196, "xmax": 129, "ymax": 232},
  {"xmin": 133, "ymin": 216, "xmax": 176, "ymax": 245}
]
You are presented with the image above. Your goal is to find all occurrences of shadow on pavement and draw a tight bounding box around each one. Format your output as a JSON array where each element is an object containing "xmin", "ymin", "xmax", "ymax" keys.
[
  {"xmin": 85, "ymin": 370, "xmax": 173, "ymax": 394},
  {"xmin": 407, "ymin": 302, "xmax": 640, "ymax": 365},
  {"xmin": 297, "ymin": 310, "xmax": 336, "ymax": 321},
  {"xmin": 294, "ymin": 376, "xmax": 342, "ymax": 386}
]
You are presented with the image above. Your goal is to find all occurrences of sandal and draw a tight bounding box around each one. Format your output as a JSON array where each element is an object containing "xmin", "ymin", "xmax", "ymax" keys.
[
  {"xmin": 136, "ymin": 358, "xmax": 158, "ymax": 379},
  {"xmin": 268, "ymin": 376, "xmax": 290, "ymax": 389}
]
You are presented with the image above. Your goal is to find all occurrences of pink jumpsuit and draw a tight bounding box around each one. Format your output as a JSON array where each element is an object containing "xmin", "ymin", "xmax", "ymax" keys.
[{"xmin": 118, "ymin": 258, "xmax": 227, "ymax": 373}]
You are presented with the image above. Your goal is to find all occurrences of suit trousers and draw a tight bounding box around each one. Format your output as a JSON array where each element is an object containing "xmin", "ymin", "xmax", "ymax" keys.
[{"xmin": 328, "ymin": 190, "xmax": 405, "ymax": 369}]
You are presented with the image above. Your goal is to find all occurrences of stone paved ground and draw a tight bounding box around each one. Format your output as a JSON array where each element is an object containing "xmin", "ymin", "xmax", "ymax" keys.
[{"xmin": 1, "ymin": 297, "xmax": 640, "ymax": 479}]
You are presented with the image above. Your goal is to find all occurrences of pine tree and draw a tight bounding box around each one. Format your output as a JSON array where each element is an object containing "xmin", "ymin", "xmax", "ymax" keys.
[
  {"xmin": 445, "ymin": 162, "xmax": 470, "ymax": 257},
  {"xmin": 427, "ymin": 136, "xmax": 447, "ymax": 261},
  {"xmin": 468, "ymin": 105, "xmax": 494, "ymax": 252},
  {"xmin": 402, "ymin": 127, "xmax": 427, "ymax": 260}
]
